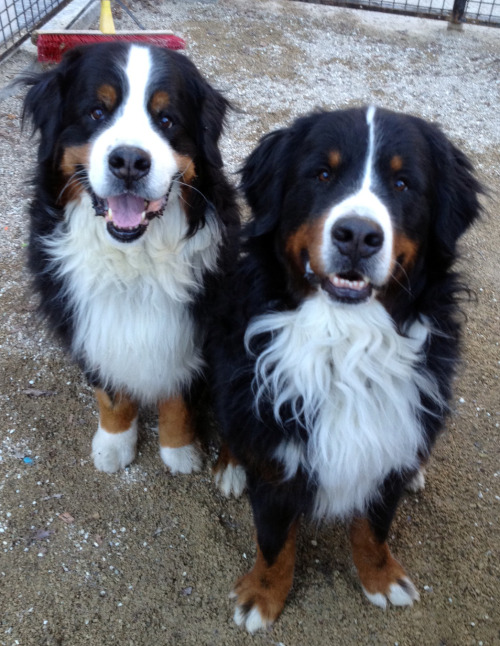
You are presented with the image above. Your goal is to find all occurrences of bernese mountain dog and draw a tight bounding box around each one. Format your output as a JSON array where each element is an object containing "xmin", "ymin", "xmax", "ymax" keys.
[
  {"xmin": 21, "ymin": 42, "xmax": 239, "ymax": 474},
  {"xmin": 208, "ymin": 106, "xmax": 482, "ymax": 631}
]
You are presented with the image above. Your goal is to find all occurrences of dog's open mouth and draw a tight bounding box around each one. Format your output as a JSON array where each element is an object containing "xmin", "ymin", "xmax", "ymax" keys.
[
  {"xmin": 321, "ymin": 271, "xmax": 373, "ymax": 303},
  {"xmin": 91, "ymin": 184, "xmax": 173, "ymax": 243}
]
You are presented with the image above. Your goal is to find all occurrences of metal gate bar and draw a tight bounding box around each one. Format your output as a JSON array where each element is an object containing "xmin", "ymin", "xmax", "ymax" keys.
[
  {"xmin": 1, "ymin": 0, "xmax": 69, "ymax": 59},
  {"xmin": 296, "ymin": 0, "xmax": 499, "ymax": 26}
]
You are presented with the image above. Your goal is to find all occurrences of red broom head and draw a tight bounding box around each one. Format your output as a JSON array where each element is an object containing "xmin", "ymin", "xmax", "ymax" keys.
[{"xmin": 34, "ymin": 31, "xmax": 186, "ymax": 64}]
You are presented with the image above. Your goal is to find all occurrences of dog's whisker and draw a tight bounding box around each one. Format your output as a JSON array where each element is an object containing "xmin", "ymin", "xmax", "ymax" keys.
[
  {"xmin": 57, "ymin": 170, "xmax": 89, "ymax": 203},
  {"xmin": 390, "ymin": 260, "xmax": 413, "ymax": 297},
  {"xmin": 173, "ymin": 177, "xmax": 211, "ymax": 206}
]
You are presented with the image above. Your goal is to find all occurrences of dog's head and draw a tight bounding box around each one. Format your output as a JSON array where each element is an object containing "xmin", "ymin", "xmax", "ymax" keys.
[
  {"xmin": 241, "ymin": 107, "xmax": 482, "ymax": 307},
  {"xmin": 23, "ymin": 42, "xmax": 230, "ymax": 243}
]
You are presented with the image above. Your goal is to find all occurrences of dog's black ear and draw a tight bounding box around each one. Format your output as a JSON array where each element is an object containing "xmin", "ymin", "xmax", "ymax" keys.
[
  {"xmin": 178, "ymin": 54, "xmax": 230, "ymax": 169},
  {"xmin": 22, "ymin": 68, "xmax": 62, "ymax": 162},
  {"xmin": 198, "ymin": 82, "xmax": 230, "ymax": 169},
  {"xmin": 22, "ymin": 48, "xmax": 83, "ymax": 162},
  {"xmin": 421, "ymin": 120, "xmax": 483, "ymax": 260},
  {"xmin": 240, "ymin": 128, "xmax": 291, "ymax": 237}
]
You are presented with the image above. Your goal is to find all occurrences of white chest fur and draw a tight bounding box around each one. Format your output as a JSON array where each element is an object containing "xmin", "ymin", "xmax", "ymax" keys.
[
  {"xmin": 44, "ymin": 193, "xmax": 221, "ymax": 403},
  {"xmin": 246, "ymin": 291, "xmax": 439, "ymax": 518}
]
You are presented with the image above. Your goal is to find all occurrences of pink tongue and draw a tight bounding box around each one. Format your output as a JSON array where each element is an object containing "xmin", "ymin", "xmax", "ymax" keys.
[{"xmin": 107, "ymin": 194, "xmax": 145, "ymax": 228}]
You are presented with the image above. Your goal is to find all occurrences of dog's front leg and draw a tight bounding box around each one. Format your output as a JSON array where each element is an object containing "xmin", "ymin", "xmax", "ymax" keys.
[
  {"xmin": 92, "ymin": 389, "xmax": 139, "ymax": 473},
  {"xmin": 158, "ymin": 395, "xmax": 202, "ymax": 474},
  {"xmin": 232, "ymin": 482, "xmax": 299, "ymax": 633},
  {"xmin": 350, "ymin": 506, "xmax": 420, "ymax": 609}
]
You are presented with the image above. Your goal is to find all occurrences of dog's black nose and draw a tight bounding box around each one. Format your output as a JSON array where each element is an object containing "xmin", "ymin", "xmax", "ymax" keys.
[
  {"xmin": 108, "ymin": 146, "xmax": 151, "ymax": 184},
  {"xmin": 332, "ymin": 216, "xmax": 384, "ymax": 261}
]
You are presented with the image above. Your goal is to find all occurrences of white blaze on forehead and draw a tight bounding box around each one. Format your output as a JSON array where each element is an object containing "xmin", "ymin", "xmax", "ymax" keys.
[
  {"xmin": 88, "ymin": 45, "xmax": 178, "ymax": 200},
  {"xmin": 362, "ymin": 105, "xmax": 377, "ymax": 191},
  {"xmin": 321, "ymin": 106, "xmax": 394, "ymax": 284},
  {"xmin": 119, "ymin": 46, "xmax": 153, "ymax": 143}
]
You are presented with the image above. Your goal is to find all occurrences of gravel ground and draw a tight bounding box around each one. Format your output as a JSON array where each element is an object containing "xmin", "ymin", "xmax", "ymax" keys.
[{"xmin": 0, "ymin": 1, "xmax": 499, "ymax": 645}]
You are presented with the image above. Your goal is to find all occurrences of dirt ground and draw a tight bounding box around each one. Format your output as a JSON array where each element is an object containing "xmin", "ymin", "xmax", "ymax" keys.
[{"xmin": 0, "ymin": 1, "xmax": 498, "ymax": 644}]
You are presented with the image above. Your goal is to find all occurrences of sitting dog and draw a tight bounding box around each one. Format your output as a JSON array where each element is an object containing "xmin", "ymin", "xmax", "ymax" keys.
[
  {"xmin": 22, "ymin": 42, "xmax": 239, "ymax": 474},
  {"xmin": 209, "ymin": 107, "xmax": 482, "ymax": 631}
]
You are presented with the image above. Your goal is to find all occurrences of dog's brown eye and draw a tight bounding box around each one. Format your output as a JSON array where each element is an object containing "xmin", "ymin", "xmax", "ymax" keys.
[
  {"xmin": 158, "ymin": 114, "xmax": 173, "ymax": 129},
  {"xmin": 90, "ymin": 107, "xmax": 105, "ymax": 121},
  {"xmin": 318, "ymin": 169, "xmax": 331, "ymax": 182},
  {"xmin": 394, "ymin": 178, "xmax": 408, "ymax": 192}
]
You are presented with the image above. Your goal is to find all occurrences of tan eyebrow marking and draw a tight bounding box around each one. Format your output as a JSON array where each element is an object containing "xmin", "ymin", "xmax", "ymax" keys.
[
  {"xmin": 390, "ymin": 155, "xmax": 403, "ymax": 172},
  {"xmin": 96, "ymin": 84, "xmax": 117, "ymax": 111},
  {"xmin": 150, "ymin": 90, "xmax": 170, "ymax": 114},
  {"xmin": 328, "ymin": 150, "xmax": 342, "ymax": 168}
]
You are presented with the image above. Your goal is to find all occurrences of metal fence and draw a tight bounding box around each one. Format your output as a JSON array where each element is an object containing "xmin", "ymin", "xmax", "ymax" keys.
[
  {"xmin": 298, "ymin": 0, "xmax": 499, "ymax": 26},
  {"xmin": 0, "ymin": 0, "xmax": 70, "ymax": 59},
  {"xmin": 1, "ymin": 0, "xmax": 499, "ymax": 62},
  {"xmin": 454, "ymin": 0, "xmax": 499, "ymax": 24}
]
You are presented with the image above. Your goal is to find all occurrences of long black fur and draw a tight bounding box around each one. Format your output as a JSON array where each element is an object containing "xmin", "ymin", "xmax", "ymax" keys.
[
  {"xmin": 207, "ymin": 107, "xmax": 482, "ymax": 615},
  {"xmin": 21, "ymin": 43, "xmax": 240, "ymax": 378}
]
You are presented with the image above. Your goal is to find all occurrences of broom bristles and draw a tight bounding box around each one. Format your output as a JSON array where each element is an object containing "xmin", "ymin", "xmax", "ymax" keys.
[{"xmin": 33, "ymin": 31, "xmax": 186, "ymax": 63}]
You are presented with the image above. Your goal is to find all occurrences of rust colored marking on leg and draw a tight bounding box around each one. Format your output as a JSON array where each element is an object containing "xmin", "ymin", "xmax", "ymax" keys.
[
  {"xmin": 349, "ymin": 517, "xmax": 408, "ymax": 596},
  {"xmin": 234, "ymin": 521, "xmax": 298, "ymax": 627},
  {"xmin": 158, "ymin": 395, "xmax": 196, "ymax": 448},
  {"xmin": 95, "ymin": 389, "xmax": 138, "ymax": 434}
]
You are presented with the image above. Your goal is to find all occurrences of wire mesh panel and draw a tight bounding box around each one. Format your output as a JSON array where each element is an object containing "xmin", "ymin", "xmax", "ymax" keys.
[
  {"xmin": 297, "ymin": 0, "xmax": 500, "ymax": 25},
  {"xmin": 0, "ymin": 0, "xmax": 69, "ymax": 58},
  {"xmin": 465, "ymin": 0, "xmax": 500, "ymax": 22}
]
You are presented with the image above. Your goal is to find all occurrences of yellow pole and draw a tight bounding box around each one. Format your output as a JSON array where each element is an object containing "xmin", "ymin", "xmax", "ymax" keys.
[{"xmin": 99, "ymin": 0, "xmax": 116, "ymax": 34}]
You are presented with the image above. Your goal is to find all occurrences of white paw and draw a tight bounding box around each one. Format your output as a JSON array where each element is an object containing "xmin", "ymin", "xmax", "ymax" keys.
[
  {"xmin": 388, "ymin": 578, "xmax": 420, "ymax": 605},
  {"xmin": 91, "ymin": 422, "xmax": 137, "ymax": 473},
  {"xmin": 233, "ymin": 604, "xmax": 270, "ymax": 634},
  {"xmin": 363, "ymin": 589, "xmax": 389, "ymax": 609},
  {"xmin": 406, "ymin": 467, "xmax": 426, "ymax": 493},
  {"xmin": 160, "ymin": 444, "xmax": 202, "ymax": 474},
  {"xmin": 363, "ymin": 577, "xmax": 420, "ymax": 609},
  {"xmin": 215, "ymin": 462, "xmax": 247, "ymax": 498}
]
